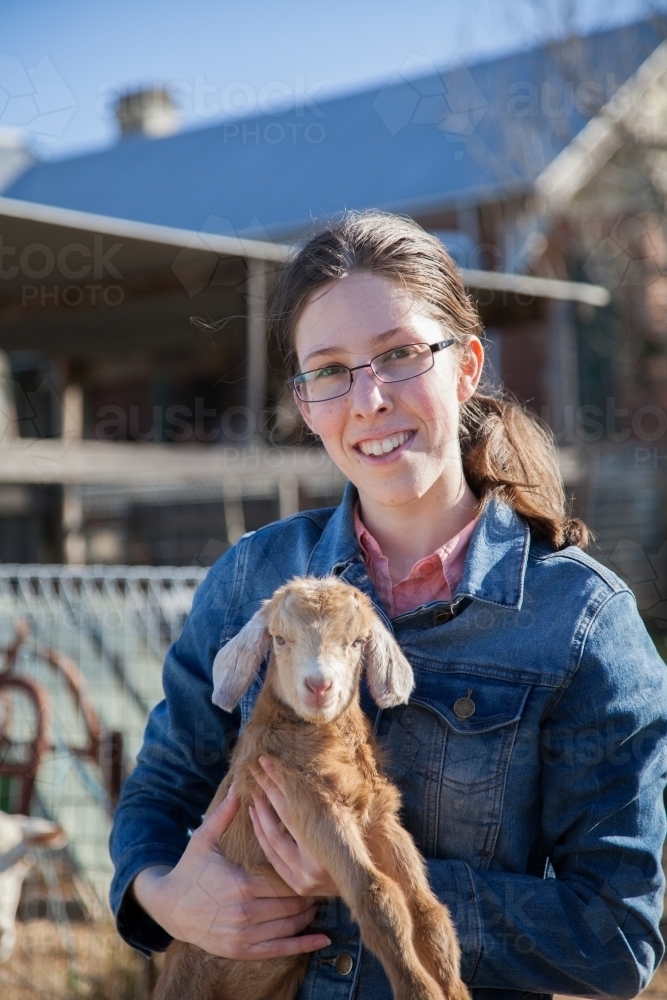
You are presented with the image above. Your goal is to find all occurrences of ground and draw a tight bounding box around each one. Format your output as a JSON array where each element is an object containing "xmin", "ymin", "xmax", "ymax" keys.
[
  {"xmin": 0, "ymin": 920, "xmax": 160, "ymax": 1000},
  {"xmin": 0, "ymin": 919, "xmax": 666, "ymax": 1000}
]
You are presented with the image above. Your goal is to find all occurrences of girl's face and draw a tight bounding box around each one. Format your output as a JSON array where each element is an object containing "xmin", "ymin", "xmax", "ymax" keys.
[{"xmin": 293, "ymin": 271, "xmax": 483, "ymax": 510}]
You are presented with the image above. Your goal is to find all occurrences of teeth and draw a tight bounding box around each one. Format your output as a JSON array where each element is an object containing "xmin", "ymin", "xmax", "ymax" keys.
[{"xmin": 359, "ymin": 431, "xmax": 410, "ymax": 456}]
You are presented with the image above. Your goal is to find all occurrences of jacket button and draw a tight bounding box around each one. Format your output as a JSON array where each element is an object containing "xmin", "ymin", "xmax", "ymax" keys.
[
  {"xmin": 334, "ymin": 953, "xmax": 354, "ymax": 976},
  {"xmin": 453, "ymin": 690, "xmax": 476, "ymax": 719}
]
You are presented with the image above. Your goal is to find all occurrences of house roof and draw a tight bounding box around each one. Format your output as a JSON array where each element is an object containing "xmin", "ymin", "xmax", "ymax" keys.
[{"xmin": 4, "ymin": 18, "xmax": 665, "ymax": 240}]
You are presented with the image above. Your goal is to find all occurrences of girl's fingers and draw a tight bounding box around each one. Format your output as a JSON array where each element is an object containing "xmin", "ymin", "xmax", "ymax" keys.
[
  {"xmin": 242, "ymin": 904, "xmax": 318, "ymax": 945},
  {"xmin": 242, "ymin": 894, "xmax": 319, "ymax": 923},
  {"xmin": 250, "ymin": 805, "xmax": 298, "ymax": 888},
  {"xmin": 251, "ymin": 797, "xmax": 299, "ymax": 867},
  {"xmin": 252, "ymin": 794, "xmax": 297, "ymax": 850},
  {"xmin": 197, "ymin": 784, "xmax": 240, "ymax": 846},
  {"xmin": 258, "ymin": 755, "xmax": 285, "ymax": 790},
  {"xmin": 252, "ymin": 767, "xmax": 298, "ymax": 841},
  {"xmin": 246, "ymin": 932, "xmax": 331, "ymax": 959},
  {"xmin": 243, "ymin": 871, "xmax": 304, "ymax": 898}
]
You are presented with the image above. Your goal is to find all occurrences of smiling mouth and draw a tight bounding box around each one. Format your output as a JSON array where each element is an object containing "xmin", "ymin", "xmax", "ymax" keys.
[{"xmin": 356, "ymin": 430, "xmax": 414, "ymax": 457}]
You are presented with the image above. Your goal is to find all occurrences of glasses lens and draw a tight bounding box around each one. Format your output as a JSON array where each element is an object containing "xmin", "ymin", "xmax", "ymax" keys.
[
  {"xmin": 294, "ymin": 365, "xmax": 351, "ymax": 402},
  {"xmin": 372, "ymin": 343, "xmax": 433, "ymax": 382}
]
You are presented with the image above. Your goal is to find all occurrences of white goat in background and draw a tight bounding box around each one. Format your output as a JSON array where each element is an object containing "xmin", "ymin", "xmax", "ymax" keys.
[{"xmin": 0, "ymin": 811, "xmax": 65, "ymax": 962}]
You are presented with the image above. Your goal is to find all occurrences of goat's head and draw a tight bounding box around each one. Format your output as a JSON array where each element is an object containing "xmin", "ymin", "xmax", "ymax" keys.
[{"xmin": 212, "ymin": 577, "xmax": 414, "ymax": 723}]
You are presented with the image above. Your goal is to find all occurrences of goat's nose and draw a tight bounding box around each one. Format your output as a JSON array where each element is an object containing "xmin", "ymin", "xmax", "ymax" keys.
[{"xmin": 306, "ymin": 676, "xmax": 333, "ymax": 696}]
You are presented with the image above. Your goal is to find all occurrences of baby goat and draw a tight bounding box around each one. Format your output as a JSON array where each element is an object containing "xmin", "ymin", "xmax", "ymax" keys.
[{"xmin": 155, "ymin": 576, "xmax": 469, "ymax": 1000}]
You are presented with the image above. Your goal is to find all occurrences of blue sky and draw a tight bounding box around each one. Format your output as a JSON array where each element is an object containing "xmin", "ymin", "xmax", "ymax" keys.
[{"xmin": 0, "ymin": 0, "xmax": 660, "ymax": 160}]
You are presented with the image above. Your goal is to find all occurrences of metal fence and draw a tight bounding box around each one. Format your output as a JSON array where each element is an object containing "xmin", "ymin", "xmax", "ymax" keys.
[{"xmin": 0, "ymin": 565, "xmax": 207, "ymax": 905}]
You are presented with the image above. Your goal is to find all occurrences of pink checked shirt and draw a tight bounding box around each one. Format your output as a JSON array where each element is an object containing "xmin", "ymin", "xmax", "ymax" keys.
[{"xmin": 353, "ymin": 504, "xmax": 478, "ymax": 617}]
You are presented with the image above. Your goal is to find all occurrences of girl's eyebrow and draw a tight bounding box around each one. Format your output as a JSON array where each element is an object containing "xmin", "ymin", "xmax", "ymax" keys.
[{"xmin": 302, "ymin": 327, "xmax": 408, "ymax": 366}]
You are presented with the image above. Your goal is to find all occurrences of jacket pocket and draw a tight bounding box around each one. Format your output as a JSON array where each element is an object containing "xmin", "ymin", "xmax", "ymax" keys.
[{"xmin": 378, "ymin": 669, "xmax": 531, "ymax": 867}]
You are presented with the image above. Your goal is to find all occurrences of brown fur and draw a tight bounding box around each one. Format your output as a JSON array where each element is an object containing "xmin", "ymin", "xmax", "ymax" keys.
[{"xmin": 154, "ymin": 577, "xmax": 470, "ymax": 1000}]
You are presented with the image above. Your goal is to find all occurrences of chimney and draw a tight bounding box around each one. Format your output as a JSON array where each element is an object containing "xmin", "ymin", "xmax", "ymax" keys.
[
  {"xmin": 115, "ymin": 87, "xmax": 178, "ymax": 139},
  {"xmin": 0, "ymin": 127, "xmax": 35, "ymax": 192}
]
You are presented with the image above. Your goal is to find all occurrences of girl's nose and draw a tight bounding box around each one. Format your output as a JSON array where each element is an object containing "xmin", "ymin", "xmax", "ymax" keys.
[{"xmin": 349, "ymin": 366, "xmax": 391, "ymax": 416}]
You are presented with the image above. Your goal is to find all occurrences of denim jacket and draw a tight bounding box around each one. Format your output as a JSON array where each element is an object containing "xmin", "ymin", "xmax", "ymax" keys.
[{"xmin": 110, "ymin": 485, "xmax": 667, "ymax": 1000}]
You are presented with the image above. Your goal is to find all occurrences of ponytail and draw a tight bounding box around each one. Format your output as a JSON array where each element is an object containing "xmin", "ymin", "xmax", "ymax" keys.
[{"xmin": 460, "ymin": 393, "xmax": 588, "ymax": 549}]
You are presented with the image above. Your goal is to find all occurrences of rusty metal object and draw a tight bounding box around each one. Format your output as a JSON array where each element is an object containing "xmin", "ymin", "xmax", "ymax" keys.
[
  {"xmin": 0, "ymin": 675, "xmax": 50, "ymax": 814},
  {"xmin": 36, "ymin": 644, "xmax": 102, "ymax": 762},
  {"xmin": 0, "ymin": 619, "xmax": 29, "ymax": 678},
  {"xmin": 0, "ymin": 622, "xmax": 125, "ymax": 814}
]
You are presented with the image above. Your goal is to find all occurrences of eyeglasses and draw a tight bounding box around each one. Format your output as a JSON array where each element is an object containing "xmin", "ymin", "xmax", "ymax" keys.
[{"xmin": 286, "ymin": 339, "xmax": 456, "ymax": 403}]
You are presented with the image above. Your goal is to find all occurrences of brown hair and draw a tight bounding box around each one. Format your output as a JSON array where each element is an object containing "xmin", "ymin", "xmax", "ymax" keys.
[{"xmin": 270, "ymin": 210, "xmax": 588, "ymax": 550}]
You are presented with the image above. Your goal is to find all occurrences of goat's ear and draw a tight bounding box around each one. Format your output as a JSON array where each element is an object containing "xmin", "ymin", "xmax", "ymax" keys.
[
  {"xmin": 212, "ymin": 605, "xmax": 271, "ymax": 712},
  {"xmin": 364, "ymin": 618, "xmax": 414, "ymax": 708},
  {"xmin": 14, "ymin": 816, "xmax": 66, "ymax": 849}
]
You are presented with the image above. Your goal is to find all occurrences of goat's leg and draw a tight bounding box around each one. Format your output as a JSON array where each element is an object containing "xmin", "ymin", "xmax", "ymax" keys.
[
  {"xmin": 368, "ymin": 812, "xmax": 471, "ymax": 1000},
  {"xmin": 290, "ymin": 802, "xmax": 445, "ymax": 1000}
]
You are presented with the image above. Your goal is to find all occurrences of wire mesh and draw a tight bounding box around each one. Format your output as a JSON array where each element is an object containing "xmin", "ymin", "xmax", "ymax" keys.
[{"xmin": 0, "ymin": 565, "xmax": 207, "ymax": 907}]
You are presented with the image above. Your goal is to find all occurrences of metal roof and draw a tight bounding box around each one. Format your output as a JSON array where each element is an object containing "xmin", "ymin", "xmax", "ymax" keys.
[{"xmin": 4, "ymin": 19, "xmax": 665, "ymax": 239}]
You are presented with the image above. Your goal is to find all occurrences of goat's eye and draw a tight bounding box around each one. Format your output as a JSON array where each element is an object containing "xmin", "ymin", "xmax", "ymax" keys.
[
  {"xmin": 274, "ymin": 635, "xmax": 286, "ymax": 645},
  {"xmin": 351, "ymin": 637, "xmax": 364, "ymax": 647}
]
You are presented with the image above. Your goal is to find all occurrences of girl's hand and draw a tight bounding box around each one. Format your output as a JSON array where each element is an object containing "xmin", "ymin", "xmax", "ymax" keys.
[
  {"xmin": 250, "ymin": 756, "xmax": 340, "ymax": 898},
  {"xmin": 132, "ymin": 785, "xmax": 331, "ymax": 959}
]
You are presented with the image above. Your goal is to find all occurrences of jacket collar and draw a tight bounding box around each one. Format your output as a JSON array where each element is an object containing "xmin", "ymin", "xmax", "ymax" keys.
[
  {"xmin": 455, "ymin": 496, "xmax": 530, "ymax": 609},
  {"xmin": 307, "ymin": 482, "xmax": 360, "ymax": 578},
  {"xmin": 308, "ymin": 482, "xmax": 530, "ymax": 611}
]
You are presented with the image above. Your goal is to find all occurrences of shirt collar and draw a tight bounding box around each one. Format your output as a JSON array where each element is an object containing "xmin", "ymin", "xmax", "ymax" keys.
[
  {"xmin": 353, "ymin": 500, "xmax": 477, "ymax": 586},
  {"xmin": 308, "ymin": 482, "xmax": 530, "ymax": 610}
]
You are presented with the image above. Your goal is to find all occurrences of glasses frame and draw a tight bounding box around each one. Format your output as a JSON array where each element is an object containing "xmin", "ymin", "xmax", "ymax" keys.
[{"xmin": 286, "ymin": 338, "xmax": 456, "ymax": 402}]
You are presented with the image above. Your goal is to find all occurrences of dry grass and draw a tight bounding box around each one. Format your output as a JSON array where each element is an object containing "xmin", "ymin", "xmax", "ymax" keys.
[
  {"xmin": 0, "ymin": 921, "xmax": 162, "ymax": 1000},
  {"xmin": 2, "ymin": 919, "xmax": 666, "ymax": 1000}
]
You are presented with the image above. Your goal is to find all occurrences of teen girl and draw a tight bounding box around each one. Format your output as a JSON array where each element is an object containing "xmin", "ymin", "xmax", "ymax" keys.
[{"xmin": 111, "ymin": 212, "xmax": 667, "ymax": 1000}]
